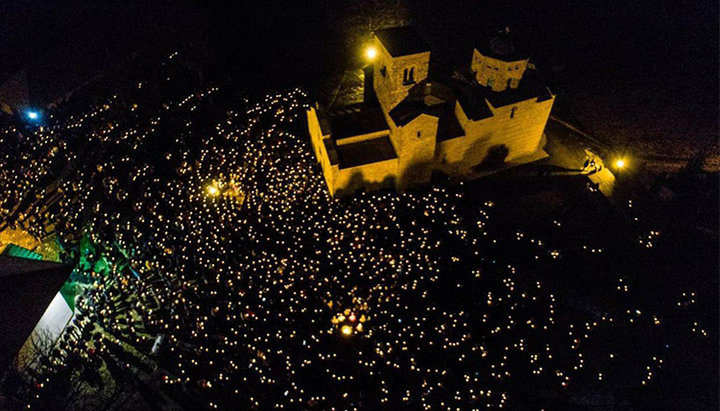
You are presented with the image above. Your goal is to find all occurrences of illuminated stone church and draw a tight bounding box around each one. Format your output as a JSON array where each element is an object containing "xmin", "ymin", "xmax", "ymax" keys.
[{"xmin": 307, "ymin": 26, "xmax": 555, "ymax": 196}]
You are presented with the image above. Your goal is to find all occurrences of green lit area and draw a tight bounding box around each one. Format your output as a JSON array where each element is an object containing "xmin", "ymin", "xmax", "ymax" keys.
[{"xmin": 1, "ymin": 243, "xmax": 43, "ymax": 260}]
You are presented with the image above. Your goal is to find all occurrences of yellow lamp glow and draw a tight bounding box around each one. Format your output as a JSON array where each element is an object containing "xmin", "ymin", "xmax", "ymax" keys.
[
  {"xmin": 341, "ymin": 325, "xmax": 353, "ymax": 336},
  {"xmin": 206, "ymin": 185, "xmax": 219, "ymax": 196},
  {"xmin": 615, "ymin": 159, "xmax": 625, "ymax": 169},
  {"xmin": 365, "ymin": 46, "xmax": 377, "ymax": 61}
]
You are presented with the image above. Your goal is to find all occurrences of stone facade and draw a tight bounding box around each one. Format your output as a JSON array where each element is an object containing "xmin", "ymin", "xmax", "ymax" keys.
[
  {"xmin": 332, "ymin": 158, "xmax": 399, "ymax": 196},
  {"xmin": 373, "ymin": 39, "xmax": 431, "ymax": 111},
  {"xmin": 307, "ymin": 26, "xmax": 555, "ymax": 196},
  {"xmin": 471, "ymin": 49, "xmax": 528, "ymax": 92},
  {"xmin": 386, "ymin": 112, "xmax": 438, "ymax": 188},
  {"xmin": 437, "ymin": 96, "xmax": 554, "ymax": 176}
]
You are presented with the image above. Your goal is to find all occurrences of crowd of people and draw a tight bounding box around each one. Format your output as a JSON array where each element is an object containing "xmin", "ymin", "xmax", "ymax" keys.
[{"xmin": 0, "ymin": 50, "xmax": 711, "ymax": 410}]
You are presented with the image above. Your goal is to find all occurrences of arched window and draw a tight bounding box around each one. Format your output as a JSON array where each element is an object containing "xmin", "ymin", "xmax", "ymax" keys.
[
  {"xmin": 403, "ymin": 67, "xmax": 415, "ymax": 85},
  {"xmin": 510, "ymin": 106, "xmax": 517, "ymax": 118}
]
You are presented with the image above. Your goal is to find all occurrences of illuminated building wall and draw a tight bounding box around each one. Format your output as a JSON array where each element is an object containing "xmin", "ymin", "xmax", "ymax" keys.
[
  {"xmin": 471, "ymin": 50, "xmax": 528, "ymax": 92},
  {"xmin": 17, "ymin": 292, "xmax": 74, "ymax": 368},
  {"xmin": 307, "ymin": 26, "xmax": 554, "ymax": 196},
  {"xmin": 372, "ymin": 40, "xmax": 431, "ymax": 112},
  {"xmin": 308, "ymin": 106, "xmax": 398, "ymax": 196},
  {"xmin": 384, "ymin": 112, "xmax": 438, "ymax": 189},
  {"xmin": 437, "ymin": 94, "xmax": 554, "ymax": 176}
]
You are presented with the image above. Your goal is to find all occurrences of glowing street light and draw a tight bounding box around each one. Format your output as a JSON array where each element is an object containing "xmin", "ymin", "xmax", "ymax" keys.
[
  {"xmin": 364, "ymin": 46, "xmax": 377, "ymax": 61},
  {"xmin": 614, "ymin": 159, "xmax": 626, "ymax": 169},
  {"xmin": 26, "ymin": 110, "xmax": 40, "ymax": 120},
  {"xmin": 341, "ymin": 325, "xmax": 353, "ymax": 336}
]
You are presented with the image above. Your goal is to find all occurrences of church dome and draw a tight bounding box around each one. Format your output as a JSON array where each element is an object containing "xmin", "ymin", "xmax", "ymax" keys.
[{"xmin": 476, "ymin": 28, "xmax": 526, "ymax": 62}]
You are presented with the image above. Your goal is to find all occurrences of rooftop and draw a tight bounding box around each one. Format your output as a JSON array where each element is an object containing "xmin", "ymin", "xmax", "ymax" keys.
[
  {"xmin": 387, "ymin": 82, "xmax": 465, "ymax": 141},
  {"xmin": 336, "ymin": 136, "xmax": 397, "ymax": 169},
  {"xmin": 456, "ymin": 86, "xmax": 494, "ymax": 121},
  {"xmin": 475, "ymin": 29, "xmax": 527, "ymax": 62},
  {"xmin": 388, "ymin": 98, "xmax": 428, "ymax": 126},
  {"xmin": 326, "ymin": 103, "xmax": 389, "ymax": 139},
  {"xmin": 455, "ymin": 70, "xmax": 553, "ymax": 120},
  {"xmin": 481, "ymin": 70, "xmax": 554, "ymax": 107},
  {"xmin": 0, "ymin": 255, "xmax": 72, "ymax": 369},
  {"xmin": 434, "ymin": 104, "xmax": 465, "ymax": 141},
  {"xmin": 374, "ymin": 26, "xmax": 430, "ymax": 57}
]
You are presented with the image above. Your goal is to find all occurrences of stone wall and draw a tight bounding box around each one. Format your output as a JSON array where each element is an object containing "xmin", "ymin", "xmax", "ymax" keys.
[
  {"xmin": 471, "ymin": 50, "xmax": 528, "ymax": 92},
  {"xmin": 308, "ymin": 107, "xmax": 400, "ymax": 197},
  {"xmin": 391, "ymin": 114, "xmax": 438, "ymax": 189},
  {"xmin": 335, "ymin": 130, "xmax": 390, "ymax": 146},
  {"xmin": 373, "ymin": 37, "xmax": 430, "ymax": 112},
  {"xmin": 307, "ymin": 107, "xmax": 336, "ymax": 192},
  {"xmin": 437, "ymin": 95, "xmax": 554, "ymax": 176},
  {"xmin": 332, "ymin": 158, "xmax": 399, "ymax": 196},
  {"xmin": 307, "ymin": 107, "xmax": 326, "ymax": 161}
]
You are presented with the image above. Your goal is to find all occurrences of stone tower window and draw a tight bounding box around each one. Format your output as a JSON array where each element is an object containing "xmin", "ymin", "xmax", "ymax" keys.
[
  {"xmin": 403, "ymin": 67, "xmax": 415, "ymax": 85},
  {"xmin": 380, "ymin": 66, "xmax": 387, "ymax": 77},
  {"xmin": 510, "ymin": 106, "xmax": 517, "ymax": 118}
]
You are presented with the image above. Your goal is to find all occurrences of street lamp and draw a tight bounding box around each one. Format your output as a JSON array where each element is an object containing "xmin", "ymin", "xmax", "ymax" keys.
[
  {"xmin": 26, "ymin": 110, "xmax": 40, "ymax": 120},
  {"xmin": 614, "ymin": 159, "xmax": 626, "ymax": 169},
  {"xmin": 364, "ymin": 45, "xmax": 377, "ymax": 61}
]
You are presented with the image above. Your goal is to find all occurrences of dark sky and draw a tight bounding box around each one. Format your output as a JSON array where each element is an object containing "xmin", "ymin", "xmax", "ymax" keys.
[{"xmin": 1, "ymin": 0, "xmax": 717, "ymax": 111}]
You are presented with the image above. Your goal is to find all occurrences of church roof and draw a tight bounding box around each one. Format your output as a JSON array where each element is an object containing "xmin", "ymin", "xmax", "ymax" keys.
[
  {"xmin": 475, "ymin": 29, "xmax": 527, "ymax": 62},
  {"xmin": 388, "ymin": 99, "xmax": 427, "ymax": 126},
  {"xmin": 456, "ymin": 87, "xmax": 494, "ymax": 121},
  {"xmin": 387, "ymin": 83, "xmax": 464, "ymax": 141},
  {"xmin": 455, "ymin": 70, "xmax": 553, "ymax": 120},
  {"xmin": 326, "ymin": 103, "xmax": 389, "ymax": 140},
  {"xmin": 0, "ymin": 255, "xmax": 72, "ymax": 369},
  {"xmin": 483, "ymin": 70, "xmax": 554, "ymax": 107},
  {"xmin": 388, "ymin": 81, "xmax": 440, "ymax": 126},
  {"xmin": 434, "ymin": 104, "xmax": 465, "ymax": 142},
  {"xmin": 336, "ymin": 136, "xmax": 397, "ymax": 169},
  {"xmin": 388, "ymin": 99, "xmax": 464, "ymax": 140},
  {"xmin": 374, "ymin": 26, "xmax": 430, "ymax": 57}
]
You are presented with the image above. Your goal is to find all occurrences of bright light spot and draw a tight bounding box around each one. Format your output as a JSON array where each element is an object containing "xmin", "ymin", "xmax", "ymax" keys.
[
  {"xmin": 26, "ymin": 111, "xmax": 39, "ymax": 120},
  {"xmin": 341, "ymin": 325, "xmax": 353, "ymax": 336},
  {"xmin": 206, "ymin": 185, "xmax": 219, "ymax": 196},
  {"xmin": 365, "ymin": 46, "xmax": 377, "ymax": 61},
  {"xmin": 615, "ymin": 159, "xmax": 625, "ymax": 169}
]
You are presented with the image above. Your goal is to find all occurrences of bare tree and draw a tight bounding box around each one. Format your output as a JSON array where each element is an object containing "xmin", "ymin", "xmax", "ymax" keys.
[
  {"xmin": 336, "ymin": 0, "xmax": 410, "ymax": 59},
  {"xmin": 18, "ymin": 328, "xmax": 59, "ymax": 371}
]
